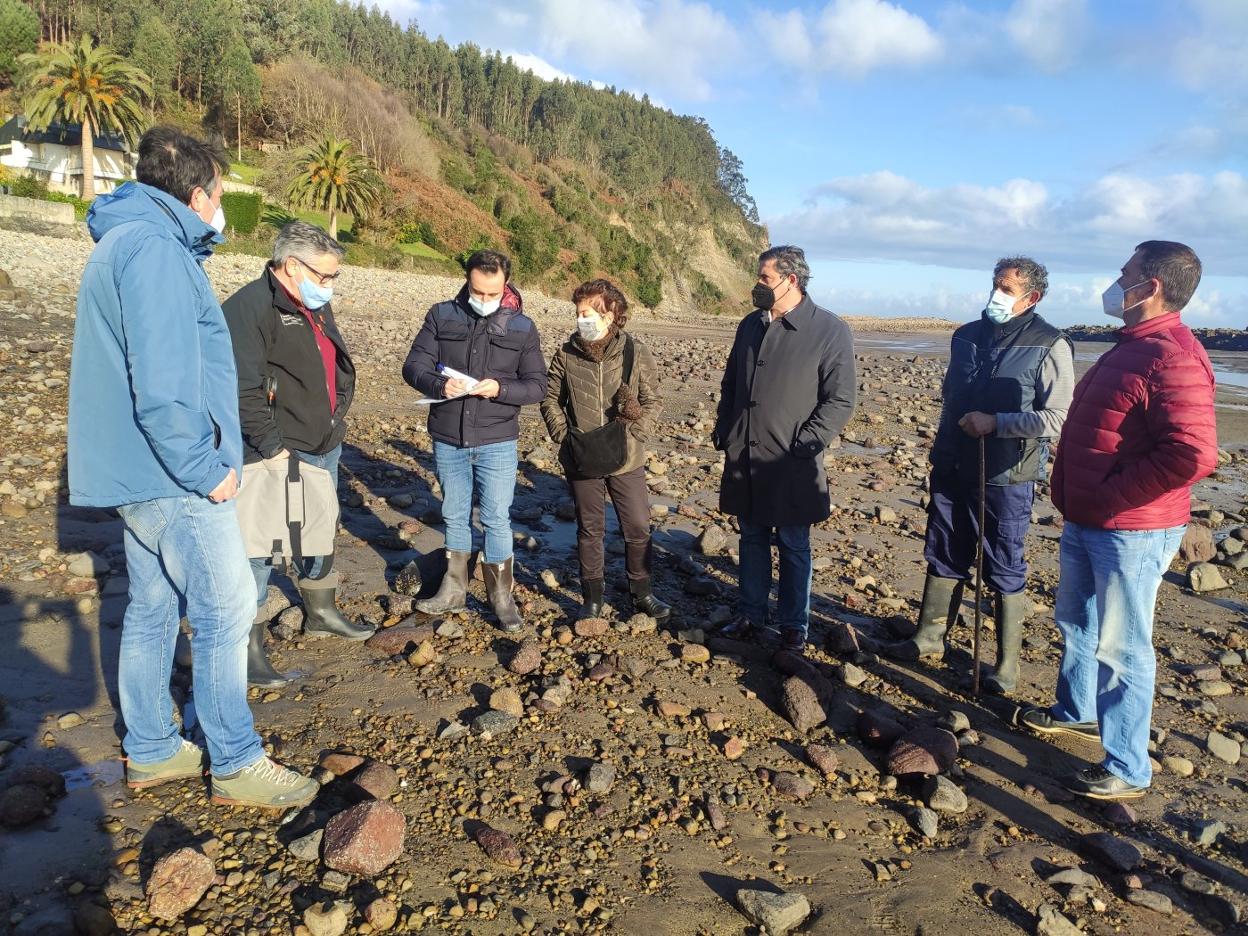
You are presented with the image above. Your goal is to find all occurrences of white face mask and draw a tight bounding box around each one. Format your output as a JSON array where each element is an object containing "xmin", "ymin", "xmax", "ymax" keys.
[
  {"xmin": 577, "ymin": 313, "xmax": 608, "ymax": 341},
  {"xmin": 468, "ymin": 295, "xmax": 501, "ymax": 317},
  {"xmin": 984, "ymin": 288, "xmax": 1022, "ymax": 325},
  {"xmin": 209, "ymin": 205, "xmax": 226, "ymax": 234},
  {"xmin": 1101, "ymin": 279, "xmax": 1151, "ymax": 320}
]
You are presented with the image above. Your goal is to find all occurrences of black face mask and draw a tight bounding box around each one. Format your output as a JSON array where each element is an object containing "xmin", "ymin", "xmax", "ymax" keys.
[{"xmin": 752, "ymin": 276, "xmax": 792, "ymax": 311}]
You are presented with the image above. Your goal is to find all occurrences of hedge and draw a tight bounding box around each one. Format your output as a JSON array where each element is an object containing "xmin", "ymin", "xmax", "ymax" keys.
[{"xmin": 221, "ymin": 191, "xmax": 263, "ymax": 234}]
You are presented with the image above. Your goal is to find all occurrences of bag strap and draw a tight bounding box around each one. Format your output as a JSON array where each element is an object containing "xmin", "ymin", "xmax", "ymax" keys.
[
  {"xmin": 286, "ymin": 453, "xmax": 306, "ymax": 573},
  {"xmin": 621, "ymin": 335, "xmax": 635, "ymax": 388}
]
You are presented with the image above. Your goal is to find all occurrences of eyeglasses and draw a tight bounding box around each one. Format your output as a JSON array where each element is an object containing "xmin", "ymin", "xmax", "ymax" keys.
[{"xmin": 293, "ymin": 256, "xmax": 341, "ymax": 285}]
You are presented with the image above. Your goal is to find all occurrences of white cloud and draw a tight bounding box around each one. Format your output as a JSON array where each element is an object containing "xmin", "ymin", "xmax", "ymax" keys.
[
  {"xmin": 770, "ymin": 169, "xmax": 1248, "ymax": 276},
  {"xmin": 1173, "ymin": 0, "xmax": 1248, "ymax": 90},
  {"xmin": 1004, "ymin": 0, "xmax": 1088, "ymax": 72},
  {"xmin": 501, "ymin": 50, "xmax": 580, "ymax": 84},
  {"xmin": 759, "ymin": 0, "xmax": 942, "ymax": 78},
  {"xmin": 535, "ymin": 0, "xmax": 740, "ymax": 100}
]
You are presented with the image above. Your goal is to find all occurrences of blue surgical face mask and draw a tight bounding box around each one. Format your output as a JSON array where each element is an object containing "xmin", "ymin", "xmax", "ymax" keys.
[
  {"xmin": 469, "ymin": 295, "xmax": 502, "ymax": 317},
  {"xmin": 984, "ymin": 288, "xmax": 1023, "ymax": 325},
  {"xmin": 298, "ymin": 273, "xmax": 333, "ymax": 310}
]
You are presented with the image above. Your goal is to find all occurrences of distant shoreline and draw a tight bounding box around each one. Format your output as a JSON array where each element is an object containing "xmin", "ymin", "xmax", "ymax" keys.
[{"xmin": 1064, "ymin": 324, "xmax": 1248, "ymax": 351}]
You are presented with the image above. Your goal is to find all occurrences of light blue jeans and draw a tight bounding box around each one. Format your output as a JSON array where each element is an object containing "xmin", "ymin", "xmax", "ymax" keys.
[
  {"xmin": 116, "ymin": 494, "xmax": 264, "ymax": 777},
  {"xmin": 433, "ymin": 439, "xmax": 518, "ymax": 564},
  {"xmin": 1050, "ymin": 521, "xmax": 1185, "ymax": 788},
  {"xmin": 738, "ymin": 523, "xmax": 813, "ymax": 635},
  {"xmin": 250, "ymin": 445, "xmax": 340, "ymax": 602}
]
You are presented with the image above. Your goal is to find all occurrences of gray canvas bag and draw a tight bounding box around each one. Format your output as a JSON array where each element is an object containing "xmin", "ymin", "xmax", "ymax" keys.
[{"xmin": 236, "ymin": 453, "xmax": 338, "ymax": 574}]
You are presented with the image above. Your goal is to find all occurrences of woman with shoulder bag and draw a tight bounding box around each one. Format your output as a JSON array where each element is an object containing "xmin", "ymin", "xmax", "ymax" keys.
[{"xmin": 540, "ymin": 279, "xmax": 672, "ymax": 624}]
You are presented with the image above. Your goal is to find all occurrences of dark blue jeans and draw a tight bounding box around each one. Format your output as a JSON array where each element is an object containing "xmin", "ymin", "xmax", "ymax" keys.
[
  {"xmin": 923, "ymin": 468, "xmax": 1034, "ymax": 595},
  {"xmin": 250, "ymin": 444, "xmax": 341, "ymax": 602},
  {"xmin": 738, "ymin": 523, "xmax": 812, "ymax": 635}
]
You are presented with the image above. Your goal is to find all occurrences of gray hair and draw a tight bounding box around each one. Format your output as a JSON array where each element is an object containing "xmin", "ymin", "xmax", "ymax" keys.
[
  {"xmin": 993, "ymin": 255, "xmax": 1048, "ymax": 301},
  {"xmin": 759, "ymin": 244, "xmax": 812, "ymax": 291},
  {"xmin": 272, "ymin": 221, "xmax": 345, "ymax": 267}
]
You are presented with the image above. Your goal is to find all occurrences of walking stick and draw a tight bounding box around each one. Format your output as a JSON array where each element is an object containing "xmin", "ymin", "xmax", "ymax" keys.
[{"xmin": 972, "ymin": 434, "xmax": 986, "ymax": 697}]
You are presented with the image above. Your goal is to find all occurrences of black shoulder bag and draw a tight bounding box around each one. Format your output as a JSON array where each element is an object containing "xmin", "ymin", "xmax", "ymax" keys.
[{"xmin": 566, "ymin": 336, "xmax": 635, "ymax": 479}]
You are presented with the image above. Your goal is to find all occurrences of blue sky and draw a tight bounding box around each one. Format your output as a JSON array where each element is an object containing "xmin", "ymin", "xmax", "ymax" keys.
[{"xmin": 377, "ymin": 0, "xmax": 1247, "ymax": 327}]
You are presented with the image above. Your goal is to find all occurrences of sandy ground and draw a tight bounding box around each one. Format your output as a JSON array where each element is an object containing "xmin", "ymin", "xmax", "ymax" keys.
[{"xmin": 1, "ymin": 228, "xmax": 1247, "ymax": 935}]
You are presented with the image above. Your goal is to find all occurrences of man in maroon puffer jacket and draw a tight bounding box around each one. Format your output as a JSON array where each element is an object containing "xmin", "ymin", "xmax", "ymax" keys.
[{"xmin": 1020, "ymin": 240, "xmax": 1218, "ymax": 801}]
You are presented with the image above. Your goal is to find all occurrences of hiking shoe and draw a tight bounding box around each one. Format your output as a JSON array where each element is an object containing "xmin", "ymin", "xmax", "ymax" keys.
[
  {"xmin": 776, "ymin": 626, "xmax": 807, "ymax": 654},
  {"xmin": 1018, "ymin": 706, "xmax": 1101, "ymax": 743},
  {"xmin": 126, "ymin": 739, "xmax": 207, "ymax": 790},
  {"xmin": 210, "ymin": 757, "xmax": 319, "ymax": 810},
  {"xmin": 1064, "ymin": 765, "xmax": 1146, "ymax": 801},
  {"xmin": 716, "ymin": 615, "xmax": 757, "ymax": 640}
]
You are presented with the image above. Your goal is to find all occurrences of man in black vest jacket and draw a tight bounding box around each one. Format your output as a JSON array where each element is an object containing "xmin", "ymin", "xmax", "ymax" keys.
[
  {"xmin": 886, "ymin": 257, "xmax": 1073, "ymax": 694},
  {"xmin": 402, "ymin": 250, "xmax": 547, "ymax": 632},
  {"xmin": 222, "ymin": 221, "xmax": 373, "ymax": 688},
  {"xmin": 713, "ymin": 245, "xmax": 857, "ymax": 654}
]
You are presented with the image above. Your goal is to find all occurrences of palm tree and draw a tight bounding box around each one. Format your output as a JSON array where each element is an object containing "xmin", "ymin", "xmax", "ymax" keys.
[
  {"xmin": 285, "ymin": 137, "xmax": 385, "ymax": 240},
  {"xmin": 19, "ymin": 35, "xmax": 150, "ymax": 200}
]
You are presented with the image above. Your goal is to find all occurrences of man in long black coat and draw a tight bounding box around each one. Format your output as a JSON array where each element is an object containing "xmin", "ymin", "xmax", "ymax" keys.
[{"xmin": 713, "ymin": 245, "xmax": 857, "ymax": 653}]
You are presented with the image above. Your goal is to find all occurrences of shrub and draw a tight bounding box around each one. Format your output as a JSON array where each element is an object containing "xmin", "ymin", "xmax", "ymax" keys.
[
  {"xmin": 636, "ymin": 273, "xmax": 663, "ymax": 309},
  {"xmin": 221, "ymin": 191, "xmax": 263, "ymax": 234}
]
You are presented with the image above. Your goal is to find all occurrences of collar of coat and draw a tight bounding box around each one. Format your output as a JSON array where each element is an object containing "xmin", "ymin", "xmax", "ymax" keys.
[
  {"xmin": 569, "ymin": 326, "xmax": 623, "ymax": 362},
  {"xmin": 1116, "ymin": 310, "xmax": 1183, "ymax": 343},
  {"xmin": 759, "ymin": 293, "xmax": 817, "ymax": 330}
]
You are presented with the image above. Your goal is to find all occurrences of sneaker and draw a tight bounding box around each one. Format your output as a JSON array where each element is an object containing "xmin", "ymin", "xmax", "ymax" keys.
[
  {"xmin": 210, "ymin": 757, "xmax": 319, "ymax": 810},
  {"xmin": 1064, "ymin": 765, "xmax": 1146, "ymax": 801},
  {"xmin": 776, "ymin": 626, "xmax": 807, "ymax": 654},
  {"xmin": 1018, "ymin": 706, "xmax": 1101, "ymax": 743},
  {"xmin": 126, "ymin": 740, "xmax": 207, "ymax": 790},
  {"xmin": 716, "ymin": 615, "xmax": 756, "ymax": 640}
]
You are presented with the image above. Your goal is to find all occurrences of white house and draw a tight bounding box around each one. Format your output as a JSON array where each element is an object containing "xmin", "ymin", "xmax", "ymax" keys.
[{"xmin": 0, "ymin": 116, "xmax": 134, "ymax": 195}]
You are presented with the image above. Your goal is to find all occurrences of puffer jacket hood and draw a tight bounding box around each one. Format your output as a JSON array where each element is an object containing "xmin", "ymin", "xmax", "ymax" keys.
[{"xmin": 87, "ymin": 180, "xmax": 223, "ymax": 260}]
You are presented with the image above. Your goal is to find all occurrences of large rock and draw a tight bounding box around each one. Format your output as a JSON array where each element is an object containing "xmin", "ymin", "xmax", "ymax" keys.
[
  {"xmin": 736, "ymin": 889, "xmax": 811, "ymax": 935},
  {"xmin": 508, "ymin": 637, "xmax": 542, "ymax": 675},
  {"xmin": 352, "ymin": 760, "xmax": 399, "ymax": 799},
  {"xmin": 323, "ymin": 800, "xmax": 406, "ymax": 876},
  {"xmin": 146, "ymin": 848, "xmax": 215, "ymax": 920},
  {"xmin": 697, "ymin": 525, "xmax": 729, "ymax": 556},
  {"xmin": 805, "ymin": 743, "xmax": 839, "ymax": 778},
  {"xmin": 772, "ymin": 772, "xmax": 815, "ymax": 800},
  {"xmin": 887, "ymin": 727, "xmax": 958, "ymax": 776},
  {"xmin": 780, "ymin": 675, "xmax": 825, "ymax": 733},
  {"xmin": 1187, "ymin": 562, "xmax": 1229, "ymax": 593},
  {"xmin": 1080, "ymin": 831, "xmax": 1141, "ymax": 872},
  {"xmin": 365, "ymin": 621, "xmax": 434, "ymax": 655},
  {"xmin": 1179, "ymin": 524, "xmax": 1216, "ymax": 564},
  {"xmin": 0, "ymin": 784, "xmax": 49, "ymax": 827},
  {"xmin": 1206, "ymin": 730, "xmax": 1242, "ymax": 765}
]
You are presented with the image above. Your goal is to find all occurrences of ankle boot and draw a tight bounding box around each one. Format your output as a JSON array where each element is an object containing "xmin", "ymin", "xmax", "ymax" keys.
[
  {"xmin": 300, "ymin": 582, "xmax": 375, "ymax": 640},
  {"xmin": 885, "ymin": 574, "xmax": 964, "ymax": 661},
  {"xmin": 580, "ymin": 578, "xmax": 605, "ymax": 619},
  {"xmin": 415, "ymin": 549, "xmax": 471, "ymax": 614},
  {"xmin": 483, "ymin": 556, "xmax": 523, "ymax": 633},
  {"xmin": 630, "ymin": 578, "xmax": 671, "ymax": 624},
  {"xmin": 247, "ymin": 615, "xmax": 288, "ymax": 688},
  {"xmin": 984, "ymin": 590, "xmax": 1027, "ymax": 694}
]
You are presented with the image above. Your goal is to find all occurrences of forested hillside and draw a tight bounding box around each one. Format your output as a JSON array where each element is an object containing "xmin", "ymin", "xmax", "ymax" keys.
[{"xmin": 4, "ymin": 0, "xmax": 768, "ymax": 311}]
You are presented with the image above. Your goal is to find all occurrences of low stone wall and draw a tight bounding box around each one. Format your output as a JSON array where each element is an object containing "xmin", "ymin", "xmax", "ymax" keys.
[{"xmin": 0, "ymin": 193, "xmax": 76, "ymax": 226}]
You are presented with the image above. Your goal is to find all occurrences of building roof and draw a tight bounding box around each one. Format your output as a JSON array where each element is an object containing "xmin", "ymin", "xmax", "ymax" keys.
[{"xmin": 0, "ymin": 116, "xmax": 132, "ymax": 153}]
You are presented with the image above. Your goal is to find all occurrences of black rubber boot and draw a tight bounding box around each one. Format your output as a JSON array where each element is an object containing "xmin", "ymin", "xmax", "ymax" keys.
[
  {"xmin": 483, "ymin": 557, "xmax": 523, "ymax": 633},
  {"xmin": 580, "ymin": 578, "xmax": 605, "ymax": 619},
  {"xmin": 247, "ymin": 616, "xmax": 288, "ymax": 688},
  {"xmin": 415, "ymin": 549, "xmax": 471, "ymax": 614},
  {"xmin": 300, "ymin": 585, "xmax": 375, "ymax": 641},
  {"xmin": 630, "ymin": 578, "xmax": 671, "ymax": 624},
  {"xmin": 984, "ymin": 590, "xmax": 1027, "ymax": 694},
  {"xmin": 885, "ymin": 574, "xmax": 964, "ymax": 661}
]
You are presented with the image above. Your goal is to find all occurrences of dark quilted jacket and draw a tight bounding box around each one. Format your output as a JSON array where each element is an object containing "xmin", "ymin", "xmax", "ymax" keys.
[{"xmin": 1051, "ymin": 312, "xmax": 1218, "ymax": 529}]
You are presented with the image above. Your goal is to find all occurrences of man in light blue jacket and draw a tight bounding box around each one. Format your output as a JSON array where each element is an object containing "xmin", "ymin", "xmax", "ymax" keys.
[{"xmin": 68, "ymin": 127, "xmax": 316, "ymax": 809}]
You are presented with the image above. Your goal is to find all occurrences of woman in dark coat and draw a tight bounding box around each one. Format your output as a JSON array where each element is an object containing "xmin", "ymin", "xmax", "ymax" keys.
[{"xmin": 540, "ymin": 279, "xmax": 671, "ymax": 623}]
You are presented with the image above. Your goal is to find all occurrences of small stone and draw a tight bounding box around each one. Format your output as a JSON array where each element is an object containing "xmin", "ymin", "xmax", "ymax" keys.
[
  {"xmin": 1036, "ymin": 902, "xmax": 1083, "ymax": 936},
  {"xmin": 0, "ymin": 784, "xmax": 48, "ymax": 826},
  {"xmin": 936, "ymin": 710, "xmax": 971, "ymax": 734},
  {"xmin": 1162, "ymin": 755, "xmax": 1194, "ymax": 777},
  {"xmin": 56, "ymin": 711, "xmax": 85, "ymax": 729},
  {"xmin": 472, "ymin": 710, "xmax": 519, "ymax": 739},
  {"xmin": 887, "ymin": 727, "xmax": 958, "ymax": 776},
  {"xmin": 722, "ymin": 736, "xmax": 745, "ymax": 760},
  {"xmin": 771, "ymin": 772, "xmax": 815, "ymax": 800},
  {"xmin": 922, "ymin": 775, "xmax": 968, "ymax": 814},
  {"xmin": 365, "ymin": 621, "xmax": 434, "ymax": 655},
  {"xmin": 322, "ymin": 800, "xmax": 406, "ymax": 876},
  {"xmin": 1081, "ymin": 831, "xmax": 1141, "ymax": 872},
  {"xmin": 805, "ymin": 743, "xmax": 839, "ymax": 778},
  {"xmin": 353, "ymin": 760, "xmax": 399, "ymax": 799},
  {"xmin": 1102, "ymin": 802, "xmax": 1137, "ymax": 826},
  {"xmin": 288, "ymin": 829, "xmax": 324, "ymax": 862},
  {"xmin": 911, "ymin": 807, "xmax": 938, "ymax": 838},
  {"xmin": 1125, "ymin": 889, "xmax": 1173, "ymax": 915},
  {"xmin": 1187, "ymin": 562, "xmax": 1229, "ymax": 593},
  {"xmin": 681, "ymin": 643, "xmax": 711, "ymax": 664},
  {"xmin": 697, "ymin": 525, "xmax": 729, "ymax": 556},
  {"xmin": 703, "ymin": 711, "xmax": 727, "ymax": 731},
  {"xmin": 1180, "ymin": 524, "xmax": 1216, "ymax": 563},
  {"xmin": 838, "ymin": 662, "xmax": 868, "ymax": 687},
  {"xmin": 320, "ymin": 752, "xmax": 367, "ymax": 776},
  {"xmin": 146, "ymin": 848, "xmax": 215, "ymax": 920},
  {"xmin": 1192, "ymin": 818, "xmax": 1227, "ymax": 847},
  {"xmin": 705, "ymin": 793, "xmax": 728, "ymax": 831},
  {"xmin": 825, "ymin": 620, "xmax": 860, "ymax": 655},
  {"xmin": 735, "ymin": 889, "xmax": 811, "ymax": 935},
  {"xmin": 489, "ymin": 687, "xmax": 525, "ymax": 718},
  {"xmin": 542, "ymin": 809, "xmax": 566, "ymax": 831},
  {"xmin": 575, "ymin": 617, "xmax": 609, "ymax": 638},
  {"xmin": 303, "ymin": 901, "xmax": 350, "ymax": 936},
  {"xmin": 1206, "ymin": 730, "xmax": 1242, "ymax": 764},
  {"xmin": 474, "ymin": 824, "xmax": 522, "ymax": 867},
  {"xmin": 585, "ymin": 762, "xmax": 617, "ymax": 795},
  {"xmin": 657, "ymin": 701, "xmax": 691, "ymax": 718},
  {"xmin": 780, "ymin": 676, "xmax": 825, "ymax": 733},
  {"xmin": 509, "ymin": 638, "xmax": 542, "ymax": 675},
  {"xmin": 406, "ymin": 639, "xmax": 437, "ymax": 667},
  {"xmin": 364, "ymin": 897, "xmax": 398, "ymax": 932},
  {"xmin": 1044, "ymin": 868, "xmax": 1099, "ymax": 888}
]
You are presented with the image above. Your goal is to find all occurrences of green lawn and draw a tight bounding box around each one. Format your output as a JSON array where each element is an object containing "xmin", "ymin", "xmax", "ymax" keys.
[
  {"xmin": 288, "ymin": 207, "xmax": 355, "ymax": 236},
  {"xmin": 228, "ymin": 162, "xmax": 262, "ymax": 185},
  {"xmin": 398, "ymin": 241, "xmax": 448, "ymax": 260}
]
